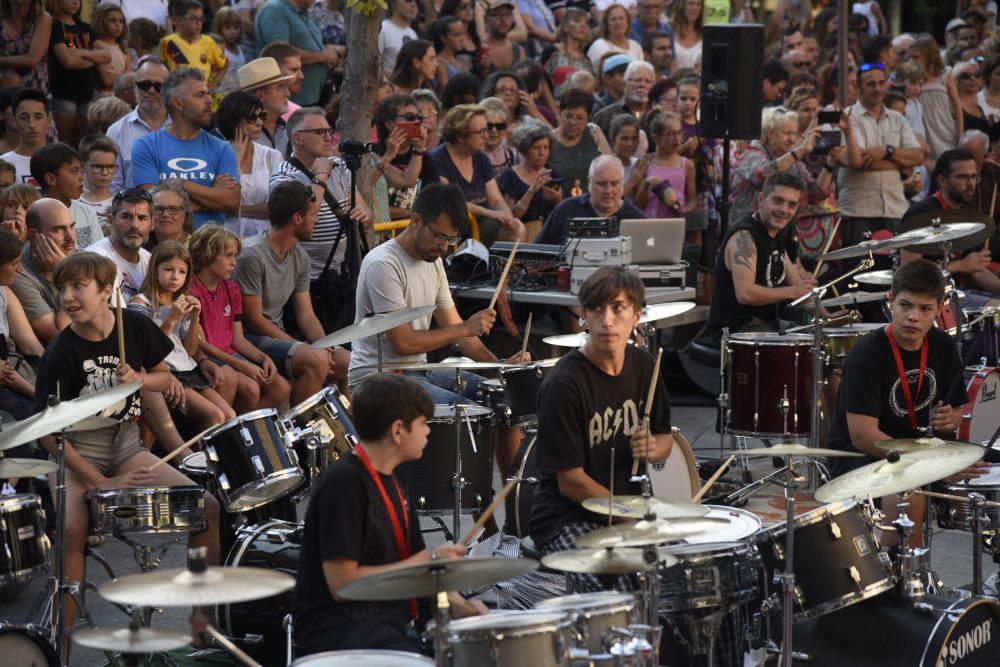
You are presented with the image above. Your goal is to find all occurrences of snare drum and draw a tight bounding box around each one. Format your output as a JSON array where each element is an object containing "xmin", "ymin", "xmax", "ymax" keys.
[
  {"xmin": 934, "ymin": 464, "xmax": 1000, "ymax": 531},
  {"xmin": 478, "ymin": 379, "xmax": 509, "ymax": 425},
  {"xmin": 755, "ymin": 499, "xmax": 894, "ymax": 621},
  {"xmin": 658, "ymin": 542, "xmax": 761, "ymax": 613},
  {"xmin": 202, "ymin": 409, "xmax": 303, "ymax": 512},
  {"xmin": 823, "ymin": 323, "xmax": 883, "ymax": 368},
  {"xmin": 0, "ymin": 494, "xmax": 50, "ymax": 584},
  {"xmin": 282, "ymin": 387, "xmax": 360, "ymax": 484},
  {"xmin": 499, "ymin": 359, "xmax": 558, "ymax": 426},
  {"xmin": 681, "ymin": 505, "xmax": 762, "ymax": 544},
  {"xmin": 293, "ymin": 651, "xmax": 433, "ymax": 666},
  {"xmin": 397, "ymin": 404, "xmax": 495, "ymax": 515},
  {"xmin": 960, "ymin": 366, "xmax": 1000, "ymax": 444},
  {"xmin": 963, "ymin": 307, "xmax": 1000, "ymax": 366},
  {"xmin": 87, "ymin": 486, "xmax": 206, "ymax": 536},
  {"xmin": 648, "ymin": 429, "xmax": 698, "ymax": 501},
  {"xmin": 534, "ymin": 592, "xmax": 635, "ymax": 656},
  {"xmin": 446, "ymin": 611, "xmax": 576, "ymax": 667},
  {"xmin": 726, "ymin": 333, "xmax": 813, "ymax": 437}
]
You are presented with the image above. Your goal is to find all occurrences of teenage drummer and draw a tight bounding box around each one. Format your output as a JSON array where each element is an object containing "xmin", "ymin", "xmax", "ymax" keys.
[
  {"xmin": 826, "ymin": 259, "xmax": 989, "ymax": 546},
  {"xmin": 347, "ymin": 183, "xmax": 529, "ymax": 477},
  {"xmin": 293, "ymin": 374, "xmax": 487, "ymax": 658},
  {"xmin": 528, "ymin": 267, "xmax": 673, "ymax": 592},
  {"xmin": 32, "ymin": 253, "xmax": 221, "ymax": 639}
]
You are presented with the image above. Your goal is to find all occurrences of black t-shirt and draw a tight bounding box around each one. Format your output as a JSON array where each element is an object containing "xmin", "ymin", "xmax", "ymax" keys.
[
  {"xmin": 828, "ymin": 326, "xmax": 968, "ymax": 458},
  {"xmin": 294, "ymin": 452, "xmax": 426, "ymax": 657},
  {"xmin": 374, "ymin": 142, "xmax": 440, "ymax": 213},
  {"xmin": 33, "ymin": 309, "xmax": 172, "ymax": 421},
  {"xmin": 529, "ymin": 346, "xmax": 672, "ymax": 546},
  {"xmin": 49, "ymin": 20, "xmax": 99, "ymax": 102}
]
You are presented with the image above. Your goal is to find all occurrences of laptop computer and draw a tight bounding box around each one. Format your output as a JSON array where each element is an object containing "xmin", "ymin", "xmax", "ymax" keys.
[{"xmin": 620, "ymin": 218, "xmax": 686, "ymax": 265}]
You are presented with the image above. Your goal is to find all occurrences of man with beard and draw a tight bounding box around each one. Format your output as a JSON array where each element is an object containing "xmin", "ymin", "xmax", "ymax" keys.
[
  {"xmin": 130, "ymin": 69, "xmax": 240, "ymax": 228},
  {"xmin": 591, "ymin": 61, "xmax": 655, "ymax": 141},
  {"xmin": 85, "ymin": 188, "xmax": 153, "ymax": 298},
  {"xmin": 108, "ymin": 59, "xmax": 171, "ymax": 192},
  {"xmin": 480, "ymin": 0, "xmax": 525, "ymax": 72},
  {"xmin": 901, "ymin": 149, "xmax": 1000, "ymax": 306},
  {"xmin": 707, "ymin": 171, "xmax": 816, "ymax": 337}
]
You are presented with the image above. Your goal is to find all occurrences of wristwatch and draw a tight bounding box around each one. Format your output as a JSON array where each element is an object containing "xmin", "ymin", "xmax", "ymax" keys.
[{"xmin": 885, "ymin": 144, "xmax": 896, "ymax": 159}]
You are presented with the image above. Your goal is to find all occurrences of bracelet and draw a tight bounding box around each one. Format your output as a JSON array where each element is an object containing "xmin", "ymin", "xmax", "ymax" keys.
[
  {"xmin": 790, "ymin": 149, "xmax": 800, "ymax": 162},
  {"xmin": 412, "ymin": 149, "xmax": 426, "ymax": 156},
  {"xmin": 823, "ymin": 163, "xmax": 836, "ymax": 173}
]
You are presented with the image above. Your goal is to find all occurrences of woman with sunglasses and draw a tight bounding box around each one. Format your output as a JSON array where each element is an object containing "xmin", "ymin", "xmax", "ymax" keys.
[
  {"xmin": 215, "ymin": 91, "xmax": 284, "ymax": 237},
  {"xmin": 954, "ymin": 60, "xmax": 991, "ymax": 135},
  {"xmin": 479, "ymin": 96, "xmax": 520, "ymax": 178}
]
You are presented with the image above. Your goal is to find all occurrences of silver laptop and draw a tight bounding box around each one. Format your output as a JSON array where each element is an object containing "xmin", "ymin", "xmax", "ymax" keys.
[{"xmin": 620, "ymin": 218, "xmax": 686, "ymax": 265}]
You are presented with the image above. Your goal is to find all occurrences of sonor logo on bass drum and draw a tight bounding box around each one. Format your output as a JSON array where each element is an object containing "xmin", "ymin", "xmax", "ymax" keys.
[{"xmin": 939, "ymin": 618, "xmax": 993, "ymax": 665}]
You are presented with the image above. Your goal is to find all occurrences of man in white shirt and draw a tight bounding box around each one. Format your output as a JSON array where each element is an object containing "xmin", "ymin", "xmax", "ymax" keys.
[
  {"xmin": 1, "ymin": 88, "xmax": 49, "ymax": 188},
  {"xmin": 30, "ymin": 143, "xmax": 105, "ymax": 249},
  {"xmin": 86, "ymin": 188, "xmax": 152, "ymax": 298},
  {"xmin": 378, "ymin": 0, "xmax": 418, "ymax": 75},
  {"xmin": 107, "ymin": 59, "xmax": 171, "ymax": 193}
]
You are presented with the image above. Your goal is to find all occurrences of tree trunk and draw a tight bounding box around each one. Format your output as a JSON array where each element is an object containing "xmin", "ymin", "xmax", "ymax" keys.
[{"xmin": 339, "ymin": 7, "xmax": 385, "ymax": 246}]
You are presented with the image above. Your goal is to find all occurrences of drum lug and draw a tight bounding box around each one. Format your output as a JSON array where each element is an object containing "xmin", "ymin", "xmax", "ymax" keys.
[
  {"xmin": 829, "ymin": 520, "xmax": 842, "ymax": 539},
  {"xmin": 848, "ymin": 565, "xmax": 862, "ymax": 588},
  {"xmin": 205, "ymin": 446, "xmax": 219, "ymax": 462},
  {"xmin": 218, "ymin": 473, "xmax": 231, "ymax": 491},
  {"xmin": 252, "ymin": 456, "xmax": 266, "ymax": 475},
  {"xmin": 771, "ymin": 542, "xmax": 784, "ymax": 562},
  {"xmin": 240, "ymin": 427, "xmax": 254, "ymax": 447}
]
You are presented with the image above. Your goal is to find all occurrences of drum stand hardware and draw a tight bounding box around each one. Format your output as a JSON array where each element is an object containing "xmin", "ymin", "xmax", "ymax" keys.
[
  {"xmin": 605, "ymin": 624, "xmax": 658, "ymax": 666},
  {"xmin": 283, "ymin": 424, "xmax": 327, "ymax": 497},
  {"xmin": 283, "ymin": 613, "xmax": 293, "ymax": 667},
  {"xmin": 917, "ymin": 488, "xmax": 1000, "ymax": 595}
]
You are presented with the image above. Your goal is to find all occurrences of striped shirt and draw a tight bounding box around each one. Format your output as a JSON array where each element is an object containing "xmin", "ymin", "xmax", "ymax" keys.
[{"xmin": 269, "ymin": 158, "xmax": 352, "ymax": 281}]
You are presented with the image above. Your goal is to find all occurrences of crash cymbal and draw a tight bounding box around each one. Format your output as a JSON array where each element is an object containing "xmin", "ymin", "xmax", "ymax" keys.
[
  {"xmin": 574, "ymin": 516, "xmax": 732, "ymax": 548},
  {"xmin": 542, "ymin": 547, "xmax": 674, "ymax": 574},
  {"xmin": 73, "ymin": 626, "xmax": 189, "ymax": 653},
  {"xmin": 820, "ymin": 291, "xmax": 887, "ymax": 308},
  {"xmin": 543, "ymin": 333, "xmax": 589, "ymax": 348},
  {"xmin": 99, "ymin": 566, "xmax": 295, "ymax": 607},
  {"xmin": 818, "ymin": 228, "xmax": 932, "ymax": 261},
  {"xmin": 904, "ymin": 223, "xmax": 988, "ymax": 254},
  {"xmin": 582, "ymin": 495, "xmax": 709, "ymax": 520},
  {"xmin": 337, "ymin": 557, "xmax": 538, "ymax": 602},
  {"xmin": 312, "ymin": 305, "xmax": 437, "ymax": 350},
  {"xmin": 814, "ymin": 443, "xmax": 986, "ymax": 503},
  {"xmin": 383, "ymin": 357, "xmax": 519, "ymax": 371},
  {"xmin": 0, "ymin": 457, "xmax": 57, "ymax": 477},
  {"xmin": 872, "ymin": 436, "xmax": 968, "ymax": 453},
  {"xmin": 900, "ymin": 209, "xmax": 995, "ymax": 253},
  {"xmin": 0, "ymin": 382, "xmax": 141, "ymax": 453},
  {"xmin": 854, "ymin": 269, "xmax": 895, "ymax": 286},
  {"xmin": 740, "ymin": 443, "xmax": 865, "ymax": 458},
  {"xmin": 639, "ymin": 302, "xmax": 696, "ymax": 324}
]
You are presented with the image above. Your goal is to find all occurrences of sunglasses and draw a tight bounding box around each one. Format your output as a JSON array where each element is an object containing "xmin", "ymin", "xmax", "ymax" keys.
[
  {"xmin": 858, "ymin": 62, "xmax": 886, "ymax": 73},
  {"xmin": 112, "ymin": 187, "xmax": 153, "ymax": 205},
  {"xmin": 245, "ymin": 111, "xmax": 268, "ymax": 123},
  {"xmin": 135, "ymin": 80, "xmax": 163, "ymax": 92},
  {"xmin": 959, "ymin": 71, "xmax": 981, "ymax": 80},
  {"xmin": 395, "ymin": 113, "xmax": 424, "ymax": 122},
  {"xmin": 792, "ymin": 61, "xmax": 810, "ymax": 68},
  {"xmin": 486, "ymin": 122, "xmax": 508, "ymax": 132}
]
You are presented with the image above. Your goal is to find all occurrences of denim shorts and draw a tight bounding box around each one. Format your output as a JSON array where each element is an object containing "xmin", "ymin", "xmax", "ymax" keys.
[
  {"xmin": 244, "ymin": 334, "xmax": 303, "ymax": 379},
  {"xmin": 402, "ymin": 369, "xmax": 484, "ymax": 404}
]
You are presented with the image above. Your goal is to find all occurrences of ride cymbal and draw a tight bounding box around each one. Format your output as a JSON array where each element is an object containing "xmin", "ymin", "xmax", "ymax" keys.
[
  {"xmin": 72, "ymin": 626, "xmax": 189, "ymax": 653},
  {"xmin": 312, "ymin": 305, "xmax": 437, "ymax": 349},
  {"xmin": 542, "ymin": 547, "xmax": 675, "ymax": 574},
  {"xmin": 99, "ymin": 566, "xmax": 295, "ymax": 607},
  {"xmin": 337, "ymin": 557, "xmax": 538, "ymax": 601},
  {"xmin": 574, "ymin": 516, "xmax": 731, "ymax": 548},
  {"xmin": 582, "ymin": 495, "xmax": 709, "ymax": 520},
  {"xmin": 0, "ymin": 457, "xmax": 57, "ymax": 477},
  {"xmin": 739, "ymin": 444, "xmax": 865, "ymax": 458}
]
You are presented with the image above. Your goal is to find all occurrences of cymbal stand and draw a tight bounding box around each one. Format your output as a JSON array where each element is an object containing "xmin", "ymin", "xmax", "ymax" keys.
[
  {"xmin": 917, "ymin": 488, "xmax": 1000, "ymax": 595},
  {"xmin": 776, "ymin": 454, "xmax": 803, "ymax": 667},
  {"xmin": 186, "ymin": 548, "xmax": 262, "ymax": 667},
  {"xmin": 49, "ymin": 411, "xmax": 73, "ymax": 665},
  {"xmin": 430, "ymin": 562, "xmax": 452, "ymax": 667}
]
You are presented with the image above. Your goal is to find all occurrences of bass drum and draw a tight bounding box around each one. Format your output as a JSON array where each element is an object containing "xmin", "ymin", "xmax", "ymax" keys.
[
  {"xmin": 792, "ymin": 593, "xmax": 1000, "ymax": 666},
  {"xmin": 960, "ymin": 366, "xmax": 1000, "ymax": 445},
  {"xmin": 217, "ymin": 520, "xmax": 300, "ymax": 666},
  {"xmin": 504, "ymin": 432, "xmax": 539, "ymax": 538},
  {"xmin": 0, "ymin": 623, "xmax": 58, "ymax": 666}
]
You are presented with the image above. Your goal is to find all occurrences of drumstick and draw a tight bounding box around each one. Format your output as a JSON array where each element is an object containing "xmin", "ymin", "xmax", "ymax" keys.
[
  {"xmin": 116, "ymin": 287, "xmax": 126, "ymax": 367},
  {"xmin": 631, "ymin": 348, "xmax": 664, "ymax": 476},
  {"xmin": 812, "ymin": 217, "xmax": 841, "ymax": 278},
  {"xmin": 488, "ymin": 241, "xmax": 519, "ymax": 311},
  {"xmin": 147, "ymin": 426, "xmax": 215, "ymax": 472},
  {"xmin": 462, "ymin": 478, "xmax": 519, "ymax": 546},
  {"xmin": 691, "ymin": 454, "xmax": 737, "ymax": 504},
  {"xmin": 987, "ymin": 184, "xmax": 997, "ymax": 252},
  {"xmin": 519, "ymin": 313, "xmax": 532, "ymax": 358}
]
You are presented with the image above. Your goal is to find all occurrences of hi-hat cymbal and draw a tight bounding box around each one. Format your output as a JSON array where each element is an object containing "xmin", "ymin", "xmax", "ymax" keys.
[
  {"xmin": 740, "ymin": 444, "xmax": 865, "ymax": 458},
  {"xmin": 900, "ymin": 209, "xmax": 994, "ymax": 253},
  {"xmin": 814, "ymin": 443, "xmax": 985, "ymax": 503},
  {"xmin": 312, "ymin": 305, "xmax": 437, "ymax": 350},
  {"xmin": 582, "ymin": 495, "xmax": 709, "ymax": 520},
  {"xmin": 543, "ymin": 333, "xmax": 589, "ymax": 348},
  {"xmin": 0, "ymin": 457, "xmax": 57, "ymax": 477},
  {"xmin": 574, "ymin": 516, "xmax": 731, "ymax": 548},
  {"xmin": 0, "ymin": 382, "xmax": 141, "ymax": 453},
  {"xmin": 820, "ymin": 291, "xmax": 887, "ymax": 308},
  {"xmin": 542, "ymin": 547, "xmax": 676, "ymax": 574},
  {"xmin": 383, "ymin": 357, "xmax": 519, "ymax": 371},
  {"xmin": 639, "ymin": 302, "xmax": 696, "ymax": 324},
  {"xmin": 99, "ymin": 566, "xmax": 295, "ymax": 607},
  {"xmin": 73, "ymin": 626, "xmax": 189, "ymax": 653},
  {"xmin": 854, "ymin": 269, "xmax": 895, "ymax": 286},
  {"xmin": 432, "ymin": 403, "xmax": 493, "ymax": 419},
  {"xmin": 337, "ymin": 557, "xmax": 537, "ymax": 602}
]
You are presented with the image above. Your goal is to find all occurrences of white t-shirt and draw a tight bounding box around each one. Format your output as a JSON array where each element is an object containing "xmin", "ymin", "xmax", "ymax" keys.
[
  {"xmin": 86, "ymin": 237, "xmax": 151, "ymax": 299},
  {"xmin": 71, "ymin": 199, "xmax": 105, "ymax": 250},
  {"xmin": 80, "ymin": 194, "xmax": 114, "ymax": 227},
  {"xmin": 586, "ymin": 38, "xmax": 644, "ymax": 72},
  {"xmin": 378, "ymin": 20, "xmax": 417, "ymax": 74},
  {"xmin": 0, "ymin": 151, "xmax": 36, "ymax": 187},
  {"xmin": 226, "ymin": 142, "xmax": 283, "ymax": 239},
  {"xmin": 119, "ymin": 0, "xmax": 169, "ymax": 29},
  {"xmin": 978, "ymin": 89, "xmax": 1000, "ymax": 124}
]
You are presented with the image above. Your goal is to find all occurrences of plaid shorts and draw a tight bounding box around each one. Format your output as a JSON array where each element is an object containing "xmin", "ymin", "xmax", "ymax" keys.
[{"xmin": 538, "ymin": 520, "xmax": 640, "ymax": 594}]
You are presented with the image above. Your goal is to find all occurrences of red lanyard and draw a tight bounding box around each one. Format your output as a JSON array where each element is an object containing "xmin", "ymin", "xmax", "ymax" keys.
[
  {"xmin": 353, "ymin": 445, "xmax": 418, "ymax": 618},
  {"xmin": 932, "ymin": 191, "xmax": 950, "ymax": 210},
  {"xmin": 885, "ymin": 324, "xmax": 928, "ymax": 430}
]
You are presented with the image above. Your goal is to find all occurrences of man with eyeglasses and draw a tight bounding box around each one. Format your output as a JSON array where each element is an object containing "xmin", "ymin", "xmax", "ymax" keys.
[
  {"xmin": 378, "ymin": 0, "xmax": 419, "ymax": 75},
  {"xmin": 238, "ymin": 57, "xmax": 295, "ymax": 155},
  {"xmin": 481, "ymin": 0, "xmax": 525, "ymax": 72},
  {"xmin": 592, "ymin": 61, "xmax": 655, "ymax": 140},
  {"xmin": 107, "ymin": 59, "xmax": 171, "ymax": 193},
  {"xmin": 899, "ymin": 149, "xmax": 1000, "ymax": 307}
]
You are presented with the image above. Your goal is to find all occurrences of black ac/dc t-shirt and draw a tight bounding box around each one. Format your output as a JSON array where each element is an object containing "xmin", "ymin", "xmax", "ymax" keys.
[
  {"xmin": 294, "ymin": 452, "xmax": 426, "ymax": 657},
  {"xmin": 529, "ymin": 345, "xmax": 672, "ymax": 547},
  {"xmin": 828, "ymin": 325, "xmax": 968, "ymax": 472},
  {"xmin": 33, "ymin": 308, "xmax": 172, "ymax": 421}
]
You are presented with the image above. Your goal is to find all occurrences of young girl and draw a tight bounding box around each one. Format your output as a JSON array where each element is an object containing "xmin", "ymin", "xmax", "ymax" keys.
[
  {"xmin": 211, "ymin": 7, "xmax": 246, "ymax": 96},
  {"xmin": 676, "ymin": 75, "xmax": 713, "ymax": 245},
  {"xmin": 129, "ymin": 241, "xmax": 237, "ymax": 430},
  {"xmin": 188, "ymin": 225, "xmax": 291, "ymax": 413},
  {"xmin": 92, "ymin": 2, "xmax": 128, "ymax": 97},
  {"xmin": 609, "ymin": 114, "xmax": 642, "ymax": 199},
  {"xmin": 635, "ymin": 111, "xmax": 696, "ymax": 220},
  {"xmin": 45, "ymin": 0, "xmax": 110, "ymax": 148}
]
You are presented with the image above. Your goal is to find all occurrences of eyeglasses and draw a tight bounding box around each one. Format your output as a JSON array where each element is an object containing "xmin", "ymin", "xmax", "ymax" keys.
[
  {"xmin": 395, "ymin": 113, "xmax": 424, "ymax": 122},
  {"xmin": 112, "ymin": 188, "xmax": 153, "ymax": 205},
  {"xmin": 87, "ymin": 163, "xmax": 117, "ymax": 173},
  {"xmin": 958, "ymin": 72, "xmax": 981, "ymax": 80},
  {"xmin": 792, "ymin": 61, "xmax": 810, "ymax": 68},
  {"xmin": 486, "ymin": 122, "xmax": 508, "ymax": 132},
  {"xmin": 153, "ymin": 205, "xmax": 185, "ymax": 216},
  {"xmin": 859, "ymin": 62, "xmax": 886, "ymax": 73},
  {"xmin": 296, "ymin": 127, "xmax": 336, "ymax": 139},
  {"xmin": 425, "ymin": 225, "xmax": 461, "ymax": 244},
  {"xmin": 464, "ymin": 128, "xmax": 488, "ymax": 137},
  {"xmin": 180, "ymin": 14, "xmax": 203, "ymax": 22},
  {"xmin": 245, "ymin": 111, "xmax": 268, "ymax": 123},
  {"xmin": 658, "ymin": 130, "xmax": 684, "ymax": 138},
  {"xmin": 135, "ymin": 80, "xmax": 163, "ymax": 92}
]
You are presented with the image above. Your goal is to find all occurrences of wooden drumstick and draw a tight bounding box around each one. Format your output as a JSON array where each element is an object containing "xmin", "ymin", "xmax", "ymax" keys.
[
  {"xmin": 462, "ymin": 478, "xmax": 519, "ymax": 546},
  {"xmin": 691, "ymin": 454, "xmax": 737, "ymax": 504},
  {"xmin": 987, "ymin": 184, "xmax": 997, "ymax": 252},
  {"xmin": 147, "ymin": 426, "xmax": 215, "ymax": 472},
  {"xmin": 116, "ymin": 287, "xmax": 126, "ymax": 367},
  {"xmin": 488, "ymin": 241, "xmax": 519, "ymax": 311},
  {"xmin": 519, "ymin": 313, "xmax": 532, "ymax": 358},
  {"xmin": 631, "ymin": 348, "xmax": 664, "ymax": 476},
  {"xmin": 812, "ymin": 217, "xmax": 841, "ymax": 279}
]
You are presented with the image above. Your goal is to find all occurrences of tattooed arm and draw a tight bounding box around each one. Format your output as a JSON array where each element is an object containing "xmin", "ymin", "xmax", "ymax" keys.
[{"xmin": 724, "ymin": 230, "xmax": 812, "ymax": 306}]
